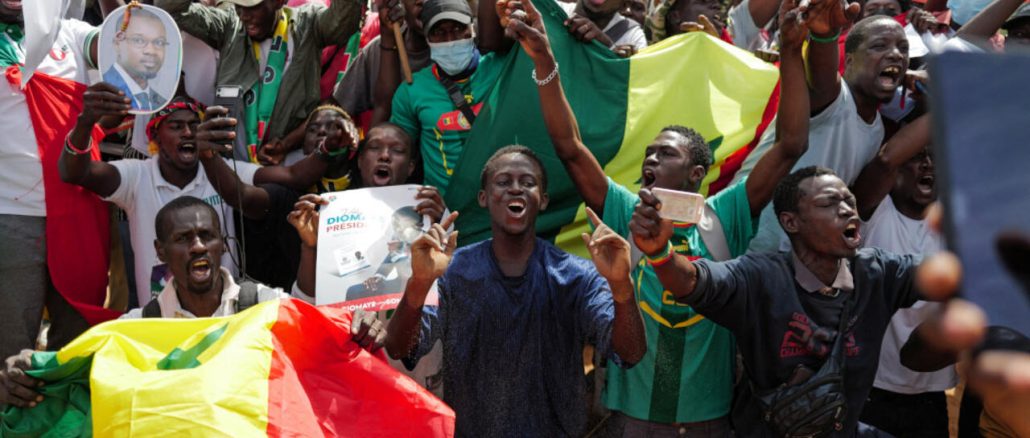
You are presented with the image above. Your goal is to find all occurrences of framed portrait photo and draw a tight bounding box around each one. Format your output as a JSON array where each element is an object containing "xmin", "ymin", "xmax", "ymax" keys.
[{"xmin": 98, "ymin": 4, "xmax": 183, "ymax": 114}]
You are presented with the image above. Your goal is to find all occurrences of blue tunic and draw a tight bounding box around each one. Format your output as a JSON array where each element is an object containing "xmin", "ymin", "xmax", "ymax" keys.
[{"xmin": 405, "ymin": 238, "xmax": 618, "ymax": 437}]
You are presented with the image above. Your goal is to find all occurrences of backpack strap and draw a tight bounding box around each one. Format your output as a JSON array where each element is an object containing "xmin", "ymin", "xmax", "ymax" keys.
[
  {"xmin": 437, "ymin": 74, "xmax": 477, "ymax": 125},
  {"xmin": 141, "ymin": 298, "xmax": 162, "ymax": 318},
  {"xmin": 235, "ymin": 281, "xmax": 261, "ymax": 314}
]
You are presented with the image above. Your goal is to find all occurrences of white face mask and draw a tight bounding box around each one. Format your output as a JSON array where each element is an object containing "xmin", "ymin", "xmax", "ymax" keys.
[{"xmin": 428, "ymin": 37, "xmax": 476, "ymax": 75}]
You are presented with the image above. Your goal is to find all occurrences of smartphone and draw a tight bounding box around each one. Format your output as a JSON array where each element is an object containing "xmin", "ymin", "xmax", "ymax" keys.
[
  {"xmin": 930, "ymin": 51, "xmax": 1030, "ymax": 336},
  {"xmin": 214, "ymin": 85, "xmax": 242, "ymax": 121},
  {"xmin": 652, "ymin": 188, "xmax": 705, "ymax": 224}
]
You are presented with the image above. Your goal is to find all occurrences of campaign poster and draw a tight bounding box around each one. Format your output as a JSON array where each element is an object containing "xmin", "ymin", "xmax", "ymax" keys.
[
  {"xmin": 315, "ymin": 185, "xmax": 438, "ymax": 311},
  {"xmin": 98, "ymin": 4, "xmax": 182, "ymax": 114}
]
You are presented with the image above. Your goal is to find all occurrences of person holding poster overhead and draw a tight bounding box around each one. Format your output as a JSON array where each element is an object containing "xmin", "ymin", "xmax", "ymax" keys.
[
  {"xmin": 102, "ymin": 6, "xmax": 173, "ymax": 112},
  {"xmin": 382, "ymin": 146, "xmax": 647, "ymax": 436}
]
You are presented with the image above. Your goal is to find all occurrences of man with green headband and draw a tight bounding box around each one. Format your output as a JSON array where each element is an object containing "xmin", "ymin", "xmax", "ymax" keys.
[{"xmin": 155, "ymin": 0, "xmax": 362, "ymax": 165}]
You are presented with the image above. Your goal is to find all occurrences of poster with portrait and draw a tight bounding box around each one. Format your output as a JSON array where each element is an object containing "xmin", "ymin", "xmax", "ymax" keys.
[
  {"xmin": 98, "ymin": 4, "xmax": 182, "ymax": 114},
  {"xmin": 315, "ymin": 185, "xmax": 439, "ymax": 312}
]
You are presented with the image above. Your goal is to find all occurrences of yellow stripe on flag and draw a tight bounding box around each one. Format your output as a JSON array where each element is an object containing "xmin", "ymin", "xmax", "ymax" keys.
[
  {"xmin": 54, "ymin": 301, "xmax": 282, "ymax": 436},
  {"xmin": 557, "ymin": 33, "xmax": 779, "ymax": 257}
]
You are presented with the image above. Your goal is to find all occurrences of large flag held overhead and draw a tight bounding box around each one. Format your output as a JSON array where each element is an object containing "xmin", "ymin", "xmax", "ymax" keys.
[
  {"xmin": 0, "ymin": 299, "xmax": 455, "ymax": 437},
  {"xmin": 443, "ymin": 0, "xmax": 779, "ymax": 256}
]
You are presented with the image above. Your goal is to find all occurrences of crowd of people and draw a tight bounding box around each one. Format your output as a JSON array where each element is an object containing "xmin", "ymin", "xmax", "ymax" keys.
[{"xmin": 1, "ymin": 0, "xmax": 1029, "ymax": 436}]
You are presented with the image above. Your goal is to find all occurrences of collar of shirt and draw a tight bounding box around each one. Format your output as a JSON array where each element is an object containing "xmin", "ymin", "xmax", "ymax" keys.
[
  {"xmin": 156, "ymin": 267, "xmax": 243, "ymax": 318},
  {"xmin": 113, "ymin": 62, "xmax": 152, "ymax": 97},
  {"xmin": 791, "ymin": 252, "xmax": 854, "ymax": 295},
  {"xmin": 149, "ymin": 156, "xmax": 202, "ymax": 191}
]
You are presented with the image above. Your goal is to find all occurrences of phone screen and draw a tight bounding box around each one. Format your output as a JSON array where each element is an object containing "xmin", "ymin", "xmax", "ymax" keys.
[{"xmin": 930, "ymin": 51, "xmax": 1030, "ymax": 336}]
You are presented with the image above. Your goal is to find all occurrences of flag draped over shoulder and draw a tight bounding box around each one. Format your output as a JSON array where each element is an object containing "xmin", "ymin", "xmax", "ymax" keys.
[
  {"xmin": 0, "ymin": 299, "xmax": 455, "ymax": 437},
  {"xmin": 443, "ymin": 0, "xmax": 779, "ymax": 257}
]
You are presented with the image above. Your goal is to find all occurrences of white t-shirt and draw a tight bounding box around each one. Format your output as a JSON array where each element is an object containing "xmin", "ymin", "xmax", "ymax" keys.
[
  {"xmin": 0, "ymin": 20, "xmax": 96, "ymax": 216},
  {"xmin": 104, "ymin": 157, "xmax": 259, "ymax": 306},
  {"xmin": 734, "ymin": 81, "xmax": 884, "ymax": 253},
  {"xmin": 727, "ymin": 0, "xmax": 772, "ymax": 52},
  {"xmin": 122, "ymin": 268, "xmax": 293, "ymax": 319},
  {"xmin": 559, "ymin": 3, "xmax": 648, "ymax": 51},
  {"xmin": 131, "ymin": 34, "xmax": 219, "ymax": 155},
  {"xmin": 862, "ymin": 195, "xmax": 957, "ymax": 394}
]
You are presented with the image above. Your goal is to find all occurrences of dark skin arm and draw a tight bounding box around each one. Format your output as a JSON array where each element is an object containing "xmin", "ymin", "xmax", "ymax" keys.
[
  {"xmin": 371, "ymin": 0, "xmax": 405, "ymax": 127},
  {"xmin": 507, "ymin": 0, "xmax": 608, "ymax": 214},
  {"xmin": 851, "ymin": 113, "xmax": 930, "ymax": 220},
  {"xmin": 253, "ymin": 115, "xmax": 359, "ymax": 190},
  {"xmin": 195, "ymin": 107, "xmax": 272, "ymax": 220},
  {"xmin": 900, "ymin": 316, "xmax": 961, "ymax": 372},
  {"xmin": 385, "ymin": 213, "xmax": 459, "ymax": 360},
  {"xmin": 482, "ymin": 0, "xmax": 517, "ymax": 53},
  {"xmin": 58, "ymin": 82, "xmax": 130, "ymax": 198},
  {"xmin": 800, "ymin": 0, "xmax": 860, "ymax": 114},
  {"xmin": 954, "ymin": 0, "xmax": 1025, "ymax": 41},
  {"xmin": 630, "ymin": 189, "xmax": 702, "ymax": 301},
  {"xmin": 744, "ymin": 0, "xmax": 811, "ymax": 217}
]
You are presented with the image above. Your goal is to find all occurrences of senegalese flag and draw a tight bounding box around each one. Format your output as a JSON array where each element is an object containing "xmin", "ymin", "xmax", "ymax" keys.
[
  {"xmin": 443, "ymin": 0, "xmax": 779, "ymax": 256},
  {"xmin": 0, "ymin": 299, "xmax": 455, "ymax": 436}
]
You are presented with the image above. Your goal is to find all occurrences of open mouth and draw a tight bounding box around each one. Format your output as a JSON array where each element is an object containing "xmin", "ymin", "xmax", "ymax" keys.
[
  {"xmin": 506, "ymin": 199, "xmax": 527, "ymax": 217},
  {"xmin": 877, "ymin": 66, "xmax": 902, "ymax": 91},
  {"xmin": 371, "ymin": 165, "xmax": 392, "ymax": 186},
  {"xmin": 917, "ymin": 174, "xmax": 935, "ymax": 194},
  {"xmin": 842, "ymin": 221, "xmax": 862, "ymax": 248},
  {"xmin": 178, "ymin": 142, "xmax": 197, "ymax": 160},
  {"xmin": 641, "ymin": 168, "xmax": 656, "ymax": 188},
  {"xmin": 189, "ymin": 258, "xmax": 213, "ymax": 282}
]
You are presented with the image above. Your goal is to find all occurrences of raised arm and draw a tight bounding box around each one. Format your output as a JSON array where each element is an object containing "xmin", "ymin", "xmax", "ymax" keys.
[
  {"xmin": 371, "ymin": 0, "xmax": 404, "ymax": 127},
  {"xmin": 315, "ymin": 0, "xmax": 363, "ymax": 47},
  {"xmin": 745, "ymin": 0, "xmax": 811, "ymax": 217},
  {"xmin": 507, "ymin": 0, "xmax": 609, "ymax": 213},
  {"xmin": 800, "ymin": 0, "xmax": 860, "ymax": 113},
  {"xmin": 629, "ymin": 189, "xmax": 702, "ymax": 300},
  {"xmin": 749, "ymin": 0, "xmax": 783, "ymax": 28},
  {"xmin": 288, "ymin": 194, "xmax": 328, "ymax": 298},
  {"xmin": 154, "ymin": 0, "xmax": 236, "ymax": 49},
  {"xmin": 252, "ymin": 112, "xmax": 359, "ymax": 191},
  {"xmin": 385, "ymin": 213, "xmax": 459, "ymax": 360},
  {"xmin": 193, "ymin": 107, "xmax": 271, "ymax": 219},
  {"xmin": 582, "ymin": 208, "xmax": 646, "ymax": 365},
  {"xmin": 480, "ymin": 0, "xmax": 517, "ymax": 53},
  {"xmin": 59, "ymin": 83, "xmax": 129, "ymax": 198},
  {"xmin": 851, "ymin": 113, "xmax": 930, "ymax": 220},
  {"xmin": 955, "ymin": 0, "xmax": 1025, "ymax": 41}
]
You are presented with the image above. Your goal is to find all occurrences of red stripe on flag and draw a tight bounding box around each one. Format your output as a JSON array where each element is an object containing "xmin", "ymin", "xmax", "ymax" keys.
[
  {"xmin": 708, "ymin": 79, "xmax": 781, "ymax": 194},
  {"xmin": 267, "ymin": 299, "xmax": 455, "ymax": 437},
  {"xmin": 25, "ymin": 72, "xmax": 120, "ymax": 325}
]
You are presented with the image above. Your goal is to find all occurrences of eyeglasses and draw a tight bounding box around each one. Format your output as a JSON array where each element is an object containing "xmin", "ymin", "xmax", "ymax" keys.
[{"xmin": 119, "ymin": 35, "xmax": 170, "ymax": 49}]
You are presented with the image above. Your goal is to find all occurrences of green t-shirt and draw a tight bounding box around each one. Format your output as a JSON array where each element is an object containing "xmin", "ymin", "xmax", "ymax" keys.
[
  {"xmin": 601, "ymin": 178, "xmax": 755, "ymax": 423},
  {"xmin": 389, "ymin": 53, "xmax": 505, "ymax": 192}
]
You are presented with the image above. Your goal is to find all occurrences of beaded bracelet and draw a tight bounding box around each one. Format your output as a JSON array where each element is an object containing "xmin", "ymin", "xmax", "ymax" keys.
[
  {"xmin": 809, "ymin": 30, "xmax": 842, "ymax": 44},
  {"xmin": 646, "ymin": 242, "xmax": 675, "ymax": 267},
  {"xmin": 64, "ymin": 133, "xmax": 93, "ymax": 155}
]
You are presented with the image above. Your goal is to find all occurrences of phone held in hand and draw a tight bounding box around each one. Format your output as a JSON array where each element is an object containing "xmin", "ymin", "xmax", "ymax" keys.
[
  {"xmin": 652, "ymin": 188, "xmax": 705, "ymax": 224},
  {"xmin": 213, "ymin": 85, "xmax": 243, "ymax": 152}
]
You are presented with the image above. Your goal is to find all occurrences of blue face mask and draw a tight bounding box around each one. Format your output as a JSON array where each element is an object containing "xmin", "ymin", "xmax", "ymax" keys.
[{"xmin": 429, "ymin": 38, "xmax": 476, "ymax": 75}]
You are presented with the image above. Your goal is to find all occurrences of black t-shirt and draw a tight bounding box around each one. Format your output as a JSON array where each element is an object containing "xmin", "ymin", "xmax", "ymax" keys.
[{"xmin": 686, "ymin": 248, "xmax": 922, "ymax": 437}]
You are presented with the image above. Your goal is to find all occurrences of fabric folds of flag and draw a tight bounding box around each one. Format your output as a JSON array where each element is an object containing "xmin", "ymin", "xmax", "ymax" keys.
[
  {"xmin": 0, "ymin": 299, "xmax": 455, "ymax": 437},
  {"xmin": 442, "ymin": 0, "xmax": 779, "ymax": 256}
]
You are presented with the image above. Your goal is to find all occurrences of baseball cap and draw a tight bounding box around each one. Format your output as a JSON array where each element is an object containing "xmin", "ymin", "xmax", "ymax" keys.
[
  {"xmin": 1003, "ymin": 3, "xmax": 1030, "ymax": 29},
  {"xmin": 420, "ymin": 0, "xmax": 473, "ymax": 33},
  {"xmin": 219, "ymin": 0, "xmax": 264, "ymax": 7}
]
